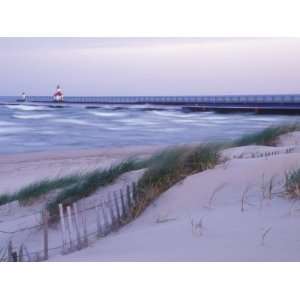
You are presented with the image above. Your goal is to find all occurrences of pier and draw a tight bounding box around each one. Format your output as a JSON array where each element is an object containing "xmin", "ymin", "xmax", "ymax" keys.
[{"xmin": 4, "ymin": 93, "xmax": 300, "ymax": 114}]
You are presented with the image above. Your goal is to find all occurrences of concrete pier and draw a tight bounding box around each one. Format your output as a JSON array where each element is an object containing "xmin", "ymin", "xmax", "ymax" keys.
[{"xmin": 3, "ymin": 93, "xmax": 300, "ymax": 114}]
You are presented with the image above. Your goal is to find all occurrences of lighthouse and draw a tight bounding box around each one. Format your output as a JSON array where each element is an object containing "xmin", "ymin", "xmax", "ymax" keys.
[
  {"xmin": 53, "ymin": 85, "xmax": 64, "ymax": 102},
  {"xmin": 21, "ymin": 92, "xmax": 26, "ymax": 102}
]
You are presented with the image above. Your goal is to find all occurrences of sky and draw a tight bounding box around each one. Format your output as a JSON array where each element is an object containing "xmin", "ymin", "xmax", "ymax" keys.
[{"xmin": 0, "ymin": 38, "xmax": 299, "ymax": 96}]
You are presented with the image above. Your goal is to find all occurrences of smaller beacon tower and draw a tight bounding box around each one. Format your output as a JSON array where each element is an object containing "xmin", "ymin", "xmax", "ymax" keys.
[
  {"xmin": 21, "ymin": 92, "xmax": 26, "ymax": 101},
  {"xmin": 53, "ymin": 85, "xmax": 64, "ymax": 102}
]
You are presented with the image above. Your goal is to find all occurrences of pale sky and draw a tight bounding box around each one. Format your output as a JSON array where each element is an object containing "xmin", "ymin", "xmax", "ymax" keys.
[{"xmin": 0, "ymin": 38, "xmax": 299, "ymax": 96}]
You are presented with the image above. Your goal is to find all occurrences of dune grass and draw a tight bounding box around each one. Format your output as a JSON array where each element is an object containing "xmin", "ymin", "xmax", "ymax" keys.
[
  {"xmin": 234, "ymin": 123, "xmax": 300, "ymax": 147},
  {"xmin": 46, "ymin": 159, "xmax": 144, "ymax": 216},
  {"xmin": 285, "ymin": 169, "xmax": 300, "ymax": 199},
  {"xmin": 0, "ymin": 145, "xmax": 220, "ymax": 213},
  {"xmin": 0, "ymin": 144, "xmax": 221, "ymax": 219},
  {"xmin": 0, "ymin": 175, "xmax": 81, "ymax": 206},
  {"xmin": 0, "ymin": 158, "xmax": 144, "ymax": 210},
  {"xmin": 131, "ymin": 144, "xmax": 221, "ymax": 218}
]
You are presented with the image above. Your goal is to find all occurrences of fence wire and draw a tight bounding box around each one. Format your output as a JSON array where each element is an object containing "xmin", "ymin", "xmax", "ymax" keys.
[{"xmin": 1, "ymin": 182, "xmax": 137, "ymax": 262}]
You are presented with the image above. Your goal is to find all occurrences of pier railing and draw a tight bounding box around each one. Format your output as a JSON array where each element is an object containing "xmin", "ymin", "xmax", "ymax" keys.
[{"xmin": 23, "ymin": 94, "xmax": 300, "ymax": 105}]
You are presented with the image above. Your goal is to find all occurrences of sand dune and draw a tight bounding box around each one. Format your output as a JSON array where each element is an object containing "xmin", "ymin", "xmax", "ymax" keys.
[
  {"xmin": 52, "ymin": 147, "xmax": 300, "ymax": 261},
  {"xmin": 1, "ymin": 133, "xmax": 300, "ymax": 261}
]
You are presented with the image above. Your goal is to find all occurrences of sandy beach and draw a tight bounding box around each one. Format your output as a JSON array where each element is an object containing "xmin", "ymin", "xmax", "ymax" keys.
[{"xmin": 1, "ymin": 132, "xmax": 300, "ymax": 261}]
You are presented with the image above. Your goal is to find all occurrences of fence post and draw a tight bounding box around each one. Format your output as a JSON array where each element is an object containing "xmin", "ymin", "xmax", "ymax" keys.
[
  {"xmin": 120, "ymin": 189, "xmax": 127, "ymax": 219},
  {"xmin": 7, "ymin": 240, "xmax": 13, "ymax": 262},
  {"xmin": 126, "ymin": 184, "xmax": 131, "ymax": 205},
  {"xmin": 82, "ymin": 209, "xmax": 88, "ymax": 247},
  {"xmin": 72, "ymin": 202, "xmax": 82, "ymax": 249},
  {"xmin": 42, "ymin": 210, "xmax": 49, "ymax": 260},
  {"xmin": 35, "ymin": 252, "xmax": 41, "ymax": 262},
  {"xmin": 132, "ymin": 182, "xmax": 137, "ymax": 205},
  {"xmin": 66, "ymin": 206, "xmax": 74, "ymax": 252},
  {"xmin": 126, "ymin": 184, "xmax": 133, "ymax": 218},
  {"xmin": 58, "ymin": 203, "xmax": 67, "ymax": 254},
  {"xmin": 23, "ymin": 245, "xmax": 31, "ymax": 262},
  {"xmin": 107, "ymin": 193, "xmax": 116, "ymax": 229},
  {"xmin": 18, "ymin": 245, "xmax": 24, "ymax": 262},
  {"xmin": 113, "ymin": 191, "xmax": 121, "ymax": 227},
  {"xmin": 95, "ymin": 204, "xmax": 102, "ymax": 237},
  {"xmin": 101, "ymin": 202, "xmax": 109, "ymax": 236}
]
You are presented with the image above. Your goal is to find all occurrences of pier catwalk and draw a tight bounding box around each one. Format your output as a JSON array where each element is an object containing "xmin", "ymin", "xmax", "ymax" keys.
[{"xmin": 2, "ymin": 93, "xmax": 300, "ymax": 114}]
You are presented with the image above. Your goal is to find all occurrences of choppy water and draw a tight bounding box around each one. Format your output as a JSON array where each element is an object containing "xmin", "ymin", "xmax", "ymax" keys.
[{"xmin": 0, "ymin": 101, "xmax": 299, "ymax": 154}]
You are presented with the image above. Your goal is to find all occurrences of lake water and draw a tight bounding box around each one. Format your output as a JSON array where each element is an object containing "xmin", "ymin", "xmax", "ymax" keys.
[{"xmin": 0, "ymin": 101, "xmax": 299, "ymax": 154}]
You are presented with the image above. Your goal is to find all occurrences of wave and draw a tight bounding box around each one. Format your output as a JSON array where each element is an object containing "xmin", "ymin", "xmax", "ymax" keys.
[
  {"xmin": 40, "ymin": 130, "xmax": 57, "ymax": 135},
  {"xmin": 0, "ymin": 127, "xmax": 29, "ymax": 133},
  {"xmin": 171, "ymin": 118, "xmax": 202, "ymax": 124},
  {"xmin": 119, "ymin": 119, "xmax": 157, "ymax": 126},
  {"xmin": 89, "ymin": 111, "xmax": 126, "ymax": 117},
  {"xmin": 151, "ymin": 110, "xmax": 197, "ymax": 118},
  {"xmin": 146, "ymin": 127, "xmax": 185, "ymax": 132},
  {"xmin": 246, "ymin": 117, "xmax": 282, "ymax": 122},
  {"xmin": 52, "ymin": 118, "xmax": 97, "ymax": 126},
  {"xmin": 201, "ymin": 115, "xmax": 233, "ymax": 121},
  {"xmin": 5, "ymin": 104, "xmax": 50, "ymax": 111},
  {"xmin": 0, "ymin": 121, "xmax": 16, "ymax": 126},
  {"xmin": 14, "ymin": 113, "xmax": 54, "ymax": 119},
  {"xmin": 106, "ymin": 126, "xmax": 135, "ymax": 131}
]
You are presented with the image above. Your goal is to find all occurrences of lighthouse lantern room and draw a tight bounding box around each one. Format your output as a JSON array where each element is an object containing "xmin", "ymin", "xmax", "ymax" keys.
[{"xmin": 53, "ymin": 85, "xmax": 64, "ymax": 102}]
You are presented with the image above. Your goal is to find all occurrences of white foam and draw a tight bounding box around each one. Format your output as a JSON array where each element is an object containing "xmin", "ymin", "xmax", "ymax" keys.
[
  {"xmin": 147, "ymin": 127, "xmax": 184, "ymax": 132},
  {"xmin": 5, "ymin": 105, "xmax": 49, "ymax": 111},
  {"xmin": 0, "ymin": 121, "xmax": 15, "ymax": 126},
  {"xmin": 171, "ymin": 118, "xmax": 201, "ymax": 124},
  {"xmin": 0, "ymin": 127, "xmax": 29, "ymax": 133},
  {"xmin": 120, "ymin": 119, "xmax": 157, "ymax": 126},
  {"xmin": 247, "ymin": 117, "xmax": 282, "ymax": 122},
  {"xmin": 53, "ymin": 118, "xmax": 96, "ymax": 126},
  {"xmin": 151, "ymin": 110, "xmax": 194, "ymax": 118},
  {"xmin": 107, "ymin": 126, "xmax": 134, "ymax": 131},
  {"xmin": 14, "ymin": 114, "xmax": 54, "ymax": 120},
  {"xmin": 89, "ymin": 111, "xmax": 126, "ymax": 117}
]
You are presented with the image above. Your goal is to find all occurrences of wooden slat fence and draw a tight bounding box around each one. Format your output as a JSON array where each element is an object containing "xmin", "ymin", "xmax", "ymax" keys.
[{"xmin": 0, "ymin": 182, "xmax": 138, "ymax": 262}]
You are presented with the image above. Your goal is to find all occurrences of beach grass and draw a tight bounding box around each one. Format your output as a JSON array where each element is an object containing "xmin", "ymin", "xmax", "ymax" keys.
[
  {"xmin": 0, "ymin": 175, "xmax": 81, "ymax": 206},
  {"xmin": 131, "ymin": 144, "xmax": 220, "ymax": 218},
  {"xmin": 285, "ymin": 169, "xmax": 300, "ymax": 199},
  {"xmin": 0, "ymin": 144, "xmax": 221, "ymax": 219},
  {"xmin": 234, "ymin": 123, "xmax": 300, "ymax": 147},
  {"xmin": 0, "ymin": 158, "xmax": 144, "ymax": 210},
  {"xmin": 46, "ymin": 159, "xmax": 143, "ymax": 216}
]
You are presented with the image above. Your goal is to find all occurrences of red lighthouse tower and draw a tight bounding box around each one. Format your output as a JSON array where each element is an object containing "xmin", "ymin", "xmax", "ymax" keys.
[{"xmin": 53, "ymin": 85, "xmax": 64, "ymax": 102}]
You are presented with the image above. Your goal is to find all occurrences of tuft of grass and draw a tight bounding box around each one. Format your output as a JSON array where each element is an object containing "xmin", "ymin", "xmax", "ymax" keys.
[
  {"xmin": 234, "ymin": 123, "xmax": 300, "ymax": 147},
  {"xmin": 285, "ymin": 169, "xmax": 300, "ymax": 199},
  {"xmin": 131, "ymin": 144, "xmax": 221, "ymax": 218},
  {"xmin": 261, "ymin": 226, "xmax": 272, "ymax": 246},
  {"xmin": 0, "ymin": 175, "xmax": 80, "ymax": 206},
  {"xmin": 0, "ymin": 158, "xmax": 144, "ymax": 209},
  {"xmin": 0, "ymin": 194, "xmax": 13, "ymax": 207},
  {"xmin": 208, "ymin": 182, "xmax": 227, "ymax": 208},
  {"xmin": 46, "ymin": 159, "xmax": 142, "ymax": 217}
]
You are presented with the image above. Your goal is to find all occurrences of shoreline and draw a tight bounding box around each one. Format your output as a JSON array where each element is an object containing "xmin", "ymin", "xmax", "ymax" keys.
[
  {"xmin": 0, "ymin": 145, "xmax": 163, "ymax": 194},
  {"xmin": 0, "ymin": 144, "xmax": 164, "ymax": 164}
]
